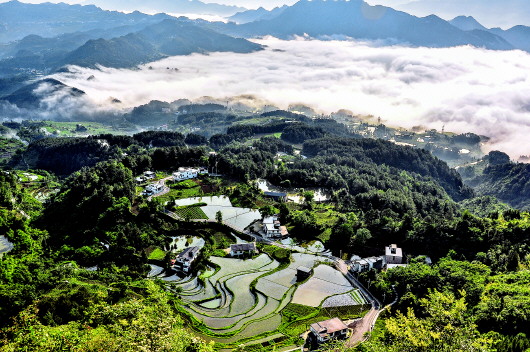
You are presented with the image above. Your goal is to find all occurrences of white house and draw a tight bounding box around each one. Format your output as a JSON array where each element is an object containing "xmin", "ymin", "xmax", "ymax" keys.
[
  {"xmin": 385, "ymin": 244, "xmax": 403, "ymax": 266},
  {"xmin": 174, "ymin": 246, "xmax": 200, "ymax": 273},
  {"xmin": 144, "ymin": 171, "xmax": 156, "ymax": 179},
  {"xmin": 310, "ymin": 318, "xmax": 349, "ymax": 344},
  {"xmin": 142, "ymin": 183, "xmax": 164, "ymax": 196},
  {"xmin": 136, "ymin": 171, "xmax": 156, "ymax": 184},
  {"xmin": 229, "ymin": 243, "xmax": 257, "ymax": 257},
  {"xmin": 173, "ymin": 167, "xmax": 208, "ymax": 182},
  {"xmin": 262, "ymin": 216, "xmax": 288, "ymax": 238}
]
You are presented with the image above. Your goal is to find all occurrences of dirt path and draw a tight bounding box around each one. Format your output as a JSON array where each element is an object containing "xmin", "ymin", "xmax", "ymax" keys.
[{"xmin": 347, "ymin": 308, "xmax": 380, "ymax": 347}]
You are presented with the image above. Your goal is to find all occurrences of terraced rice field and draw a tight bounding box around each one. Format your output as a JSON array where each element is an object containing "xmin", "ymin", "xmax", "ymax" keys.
[
  {"xmin": 291, "ymin": 265, "xmax": 357, "ymax": 307},
  {"xmin": 161, "ymin": 251, "xmax": 357, "ymax": 347}
]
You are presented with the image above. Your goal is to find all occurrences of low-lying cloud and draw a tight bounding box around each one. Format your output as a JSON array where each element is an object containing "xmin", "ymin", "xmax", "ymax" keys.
[{"xmin": 49, "ymin": 37, "xmax": 530, "ymax": 158}]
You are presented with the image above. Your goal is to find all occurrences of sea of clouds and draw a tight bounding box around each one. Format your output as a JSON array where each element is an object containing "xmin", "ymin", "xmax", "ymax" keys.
[{"xmin": 47, "ymin": 37, "xmax": 530, "ymax": 158}]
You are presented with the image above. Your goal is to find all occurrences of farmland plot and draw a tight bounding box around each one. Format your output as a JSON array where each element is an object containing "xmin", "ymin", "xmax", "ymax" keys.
[
  {"xmin": 261, "ymin": 267, "xmax": 298, "ymax": 287},
  {"xmin": 211, "ymin": 297, "xmax": 280, "ymax": 334},
  {"xmin": 201, "ymin": 298, "xmax": 222, "ymax": 309},
  {"xmin": 322, "ymin": 290, "xmax": 366, "ymax": 308},
  {"xmin": 148, "ymin": 264, "xmax": 164, "ymax": 277},
  {"xmin": 178, "ymin": 252, "xmax": 360, "ymax": 347},
  {"xmin": 225, "ymin": 272, "xmax": 263, "ymax": 316},
  {"xmin": 256, "ymin": 278, "xmax": 291, "ymax": 301},
  {"xmin": 209, "ymin": 254, "xmax": 273, "ymax": 284},
  {"xmin": 312, "ymin": 265, "xmax": 351, "ymax": 286},
  {"xmin": 291, "ymin": 265, "xmax": 355, "ymax": 307},
  {"xmin": 169, "ymin": 236, "xmax": 205, "ymax": 252},
  {"xmin": 175, "ymin": 196, "xmax": 232, "ymax": 207},
  {"xmin": 183, "ymin": 279, "xmax": 216, "ymax": 302}
]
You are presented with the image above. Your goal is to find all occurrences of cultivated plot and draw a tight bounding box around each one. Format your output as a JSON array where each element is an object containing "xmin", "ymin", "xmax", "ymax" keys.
[
  {"xmin": 291, "ymin": 265, "xmax": 355, "ymax": 307},
  {"xmin": 175, "ymin": 196, "xmax": 232, "ymax": 207}
]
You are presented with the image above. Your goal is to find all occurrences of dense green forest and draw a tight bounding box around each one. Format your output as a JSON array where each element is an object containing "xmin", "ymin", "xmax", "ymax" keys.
[{"xmin": 0, "ymin": 116, "xmax": 529, "ymax": 351}]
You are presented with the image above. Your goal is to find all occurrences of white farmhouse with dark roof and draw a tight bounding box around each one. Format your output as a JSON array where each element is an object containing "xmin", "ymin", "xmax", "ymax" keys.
[
  {"xmin": 229, "ymin": 243, "xmax": 257, "ymax": 257},
  {"xmin": 174, "ymin": 246, "xmax": 200, "ymax": 273}
]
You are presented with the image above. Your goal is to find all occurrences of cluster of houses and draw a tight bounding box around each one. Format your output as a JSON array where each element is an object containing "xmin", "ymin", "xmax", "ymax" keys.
[
  {"xmin": 173, "ymin": 167, "xmax": 208, "ymax": 181},
  {"xmin": 349, "ymin": 244, "xmax": 431, "ymax": 273},
  {"xmin": 262, "ymin": 215, "xmax": 289, "ymax": 239},
  {"xmin": 170, "ymin": 242, "xmax": 258, "ymax": 274},
  {"xmin": 349, "ymin": 244, "xmax": 406, "ymax": 273}
]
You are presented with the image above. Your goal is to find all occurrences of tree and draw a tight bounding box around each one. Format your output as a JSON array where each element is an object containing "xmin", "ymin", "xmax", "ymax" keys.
[
  {"xmin": 363, "ymin": 290, "xmax": 495, "ymax": 352},
  {"xmin": 352, "ymin": 228, "xmax": 372, "ymax": 247},
  {"xmin": 215, "ymin": 211, "xmax": 223, "ymax": 224},
  {"xmin": 260, "ymin": 205, "xmax": 279, "ymax": 217}
]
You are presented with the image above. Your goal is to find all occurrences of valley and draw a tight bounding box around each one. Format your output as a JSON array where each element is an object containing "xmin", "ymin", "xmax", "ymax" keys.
[{"xmin": 1, "ymin": 1, "xmax": 530, "ymax": 351}]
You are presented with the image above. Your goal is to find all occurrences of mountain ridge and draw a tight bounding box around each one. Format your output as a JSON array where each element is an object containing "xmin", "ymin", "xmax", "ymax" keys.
[{"xmin": 211, "ymin": 0, "xmax": 514, "ymax": 50}]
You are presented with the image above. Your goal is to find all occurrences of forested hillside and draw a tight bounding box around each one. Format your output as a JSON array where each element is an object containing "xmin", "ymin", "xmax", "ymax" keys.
[{"xmin": 0, "ymin": 120, "xmax": 529, "ymax": 351}]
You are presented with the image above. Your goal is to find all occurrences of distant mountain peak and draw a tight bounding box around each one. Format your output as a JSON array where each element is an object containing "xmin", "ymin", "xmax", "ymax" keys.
[{"xmin": 450, "ymin": 15, "xmax": 487, "ymax": 31}]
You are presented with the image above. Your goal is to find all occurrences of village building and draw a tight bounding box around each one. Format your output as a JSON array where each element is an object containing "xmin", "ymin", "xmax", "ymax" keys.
[
  {"xmin": 136, "ymin": 170, "xmax": 156, "ymax": 184},
  {"xmin": 349, "ymin": 256, "xmax": 384, "ymax": 273},
  {"xmin": 385, "ymin": 244, "xmax": 403, "ymax": 266},
  {"xmin": 309, "ymin": 317, "xmax": 349, "ymax": 344},
  {"xmin": 173, "ymin": 167, "xmax": 208, "ymax": 182},
  {"xmin": 262, "ymin": 216, "xmax": 289, "ymax": 238},
  {"xmin": 142, "ymin": 183, "xmax": 164, "ymax": 196},
  {"xmin": 296, "ymin": 266, "xmax": 312, "ymax": 281},
  {"xmin": 229, "ymin": 243, "xmax": 257, "ymax": 257},
  {"xmin": 173, "ymin": 246, "xmax": 200, "ymax": 273}
]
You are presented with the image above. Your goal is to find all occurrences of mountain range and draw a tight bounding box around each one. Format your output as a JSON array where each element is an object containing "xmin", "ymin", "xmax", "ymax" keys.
[
  {"xmin": 0, "ymin": 0, "xmax": 173, "ymax": 43},
  {"xmin": 449, "ymin": 16, "xmax": 530, "ymax": 52},
  {"xmin": 2, "ymin": 78, "xmax": 85, "ymax": 109},
  {"xmin": 210, "ymin": 0, "xmax": 511, "ymax": 50},
  {"xmin": 3, "ymin": 0, "xmax": 530, "ymax": 110},
  {"xmin": 0, "ymin": 3, "xmax": 262, "ymax": 75},
  {"xmin": 61, "ymin": 19, "xmax": 262, "ymax": 68},
  {"xmin": 78, "ymin": 0, "xmax": 245, "ymax": 17},
  {"xmin": 216, "ymin": 0, "xmax": 530, "ymax": 52},
  {"xmin": 228, "ymin": 5, "xmax": 288, "ymax": 24},
  {"xmin": 397, "ymin": 0, "xmax": 530, "ymax": 29}
]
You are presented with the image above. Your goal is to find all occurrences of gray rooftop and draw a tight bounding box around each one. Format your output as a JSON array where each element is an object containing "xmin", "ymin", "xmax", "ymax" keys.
[
  {"xmin": 178, "ymin": 246, "xmax": 199, "ymax": 260},
  {"xmin": 230, "ymin": 243, "xmax": 256, "ymax": 252}
]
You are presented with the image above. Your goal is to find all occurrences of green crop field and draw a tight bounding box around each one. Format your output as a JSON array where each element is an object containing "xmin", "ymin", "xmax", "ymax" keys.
[{"xmin": 173, "ymin": 206, "xmax": 208, "ymax": 220}]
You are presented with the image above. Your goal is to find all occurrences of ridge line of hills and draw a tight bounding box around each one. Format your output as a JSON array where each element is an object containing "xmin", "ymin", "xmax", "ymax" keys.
[{"xmin": 220, "ymin": 0, "xmax": 530, "ymax": 52}]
